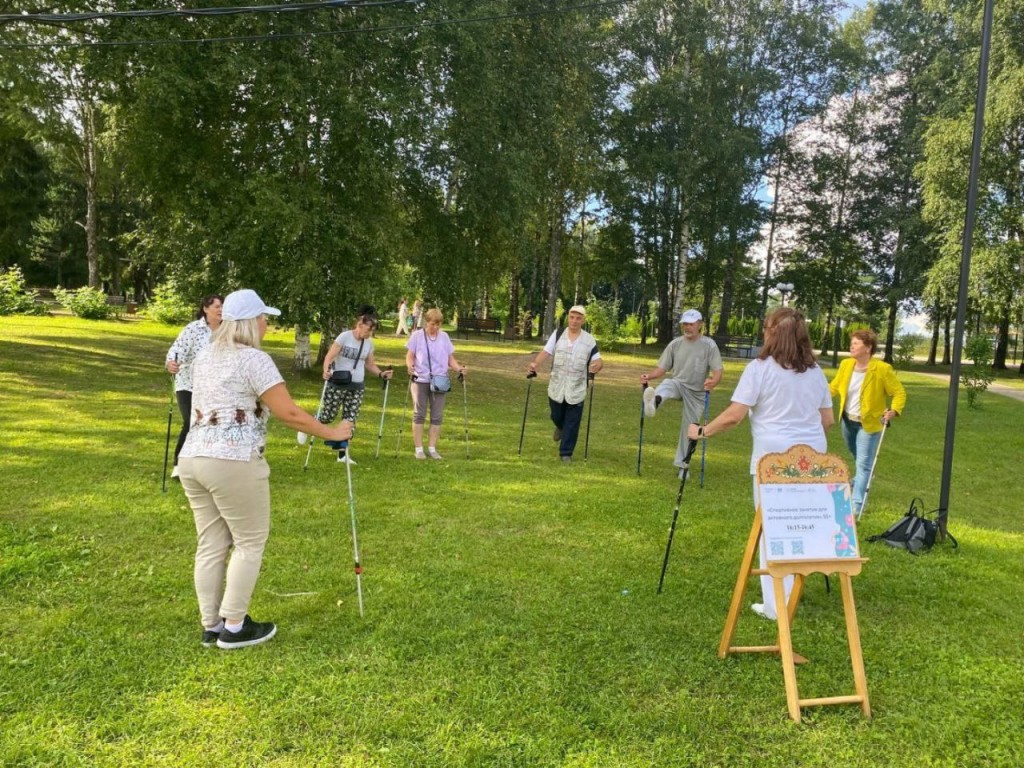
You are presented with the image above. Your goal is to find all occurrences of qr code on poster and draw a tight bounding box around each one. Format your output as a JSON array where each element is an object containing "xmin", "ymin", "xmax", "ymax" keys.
[
  {"xmin": 791, "ymin": 540, "xmax": 805, "ymax": 556},
  {"xmin": 770, "ymin": 541, "xmax": 784, "ymax": 557}
]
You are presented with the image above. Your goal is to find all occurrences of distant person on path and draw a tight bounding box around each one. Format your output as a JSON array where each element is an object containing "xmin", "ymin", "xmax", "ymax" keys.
[
  {"xmin": 179, "ymin": 289, "xmax": 352, "ymax": 650},
  {"xmin": 405, "ymin": 308, "xmax": 467, "ymax": 459},
  {"xmin": 396, "ymin": 298, "xmax": 409, "ymax": 336},
  {"xmin": 411, "ymin": 299, "xmax": 423, "ymax": 331},
  {"xmin": 640, "ymin": 309, "xmax": 723, "ymax": 472},
  {"xmin": 828, "ymin": 329, "xmax": 906, "ymax": 515},
  {"xmin": 527, "ymin": 305, "xmax": 603, "ymax": 463},
  {"xmin": 297, "ymin": 305, "xmax": 393, "ymax": 464},
  {"xmin": 686, "ymin": 308, "xmax": 833, "ymax": 621},
  {"xmin": 165, "ymin": 295, "xmax": 223, "ymax": 479}
]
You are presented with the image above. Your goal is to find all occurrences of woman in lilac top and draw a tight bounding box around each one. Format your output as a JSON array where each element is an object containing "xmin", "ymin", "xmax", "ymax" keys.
[{"xmin": 404, "ymin": 307, "xmax": 466, "ymax": 459}]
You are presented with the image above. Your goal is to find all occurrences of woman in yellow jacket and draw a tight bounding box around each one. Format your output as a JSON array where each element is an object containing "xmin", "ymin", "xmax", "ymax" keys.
[{"xmin": 829, "ymin": 329, "xmax": 907, "ymax": 514}]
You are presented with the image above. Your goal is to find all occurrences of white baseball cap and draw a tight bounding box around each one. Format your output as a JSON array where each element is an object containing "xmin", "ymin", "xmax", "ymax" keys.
[
  {"xmin": 222, "ymin": 289, "xmax": 281, "ymax": 321},
  {"xmin": 568, "ymin": 304, "xmax": 587, "ymax": 318},
  {"xmin": 680, "ymin": 309, "xmax": 702, "ymax": 324}
]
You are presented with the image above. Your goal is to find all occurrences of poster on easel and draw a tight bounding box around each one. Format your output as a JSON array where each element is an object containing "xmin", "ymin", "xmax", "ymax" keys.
[{"xmin": 759, "ymin": 482, "xmax": 859, "ymax": 561}]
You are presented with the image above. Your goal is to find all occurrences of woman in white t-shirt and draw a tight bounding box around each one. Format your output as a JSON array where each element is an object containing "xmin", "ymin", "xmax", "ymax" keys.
[
  {"xmin": 687, "ymin": 308, "xmax": 834, "ymax": 621},
  {"xmin": 297, "ymin": 306, "xmax": 393, "ymax": 463},
  {"xmin": 179, "ymin": 289, "xmax": 352, "ymax": 650}
]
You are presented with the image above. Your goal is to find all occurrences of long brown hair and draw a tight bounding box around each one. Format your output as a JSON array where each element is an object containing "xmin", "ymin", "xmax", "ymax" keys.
[{"xmin": 758, "ymin": 307, "xmax": 818, "ymax": 372}]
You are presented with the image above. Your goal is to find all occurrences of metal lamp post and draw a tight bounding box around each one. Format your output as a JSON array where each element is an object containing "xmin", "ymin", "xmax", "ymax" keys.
[{"xmin": 775, "ymin": 282, "xmax": 794, "ymax": 307}]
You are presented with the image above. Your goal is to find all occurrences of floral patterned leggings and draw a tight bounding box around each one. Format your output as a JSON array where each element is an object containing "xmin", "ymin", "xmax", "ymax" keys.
[{"xmin": 318, "ymin": 382, "xmax": 365, "ymax": 425}]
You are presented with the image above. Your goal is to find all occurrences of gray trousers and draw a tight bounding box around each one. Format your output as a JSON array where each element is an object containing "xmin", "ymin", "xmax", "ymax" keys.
[{"xmin": 653, "ymin": 379, "xmax": 707, "ymax": 467}]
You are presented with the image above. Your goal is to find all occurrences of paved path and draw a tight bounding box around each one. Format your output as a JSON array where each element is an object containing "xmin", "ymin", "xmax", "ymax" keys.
[{"xmin": 914, "ymin": 371, "xmax": 1024, "ymax": 402}]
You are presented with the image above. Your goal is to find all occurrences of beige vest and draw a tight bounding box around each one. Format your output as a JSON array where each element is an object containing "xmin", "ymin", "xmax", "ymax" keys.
[{"xmin": 548, "ymin": 329, "xmax": 597, "ymax": 405}]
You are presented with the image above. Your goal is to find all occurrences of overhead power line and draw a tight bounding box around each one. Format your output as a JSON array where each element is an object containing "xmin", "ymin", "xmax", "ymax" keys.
[
  {"xmin": 0, "ymin": 0, "xmax": 411, "ymax": 26},
  {"xmin": 0, "ymin": 0, "xmax": 630, "ymax": 50}
]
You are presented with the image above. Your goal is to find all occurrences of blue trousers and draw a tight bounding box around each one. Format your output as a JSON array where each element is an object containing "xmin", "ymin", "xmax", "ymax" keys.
[
  {"xmin": 549, "ymin": 398, "xmax": 585, "ymax": 458},
  {"xmin": 841, "ymin": 415, "xmax": 883, "ymax": 512}
]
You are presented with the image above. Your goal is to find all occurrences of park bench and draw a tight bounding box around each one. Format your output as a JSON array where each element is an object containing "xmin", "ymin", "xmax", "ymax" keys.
[
  {"xmin": 712, "ymin": 334, "xmax": 759, "ymax": 359},
  {"xmin": 105, "ymin": 295, "xmax": 139, "ymax": 314},
  {"xmin": 456, "ymin": 316, "xmax": 503, "ymax": 340}
]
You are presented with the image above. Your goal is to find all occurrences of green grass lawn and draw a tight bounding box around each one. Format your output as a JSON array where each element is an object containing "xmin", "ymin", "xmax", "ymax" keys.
[{"xmin": 2, "ymin": 315, "xmax": 1022, "ymax": 767}]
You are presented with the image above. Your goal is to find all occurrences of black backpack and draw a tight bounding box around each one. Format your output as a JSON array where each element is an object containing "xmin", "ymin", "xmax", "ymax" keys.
[{"xmin": 868, "ymin": 498, "xmax": 958, "ymax": 554}]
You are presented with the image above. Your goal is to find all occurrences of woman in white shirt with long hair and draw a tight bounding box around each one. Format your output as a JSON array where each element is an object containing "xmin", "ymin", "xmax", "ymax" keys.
[{"xmin": 687, "ymin": 308, "xmax": 833, "ymax": 621}]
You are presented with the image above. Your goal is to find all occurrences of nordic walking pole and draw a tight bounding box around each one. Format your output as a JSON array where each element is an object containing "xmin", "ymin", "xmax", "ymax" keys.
[
  {"xmin": 326, "ymin": 437, "xmax": 363, "ymax": 617},
  {"xmin": 637, "ymin": 382, "xmax": 648, "ymax": 476},
  {"xmin": 858, "ymin": 417, "xmax": 890, "ymax": 519},
  {"xmin": 161, "ymin": 354, "xmax": 177, "ymax": 493},
  {"xmin": 583, "ymin": 372, "xmax": 596, "ymax": 461},
  {"xmin": 304, "ymin": 378, "xmax": 330, "ymax": 471},
  {"xmin": 518, "ymin": 371, "xmax": 537, "ymax": 456},
  {"xmin": 395, "ymin": 374, "xmax": 414, "ymax": 458},
  {"xmin": 699, "ymin": 390, "xmax": 710, "ymax": 488},
  {"xmin": 374, "ymin": 366, "xmax": 393, "ymax": 459},
  {"xmin": 657, "ymin": 433, "xmax": 700, "ymax": 594},
  {"xmin": 459, "ymin": 370, "xmax": 470, "ymax": 459}
]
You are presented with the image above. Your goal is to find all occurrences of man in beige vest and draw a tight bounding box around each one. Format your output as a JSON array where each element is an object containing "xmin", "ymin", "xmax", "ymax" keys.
[{"xmin": 527, "ymin": 305, "xmax": 603, "ymax": 463}]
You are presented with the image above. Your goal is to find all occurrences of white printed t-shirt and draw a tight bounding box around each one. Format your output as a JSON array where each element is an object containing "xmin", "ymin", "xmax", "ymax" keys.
[
  {"xmin": 330, "ymin": 330, "xmax": 373, "ymax": 386},
  {"xmin": 179, "ymin": 345, "xmax": 284, "ymax": 462},
  {"xmin": 731, "ymin": 356, "xmax": 832, "ymax": 474}
]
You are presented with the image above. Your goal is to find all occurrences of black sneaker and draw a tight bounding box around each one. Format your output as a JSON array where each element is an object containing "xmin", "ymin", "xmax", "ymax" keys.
[
  {"xmin": 216, "ymin": 615, "xmax": 277, "ymax": 650},
  {"xmin": 201, "ymin": 628, "xmax": 220, "ymax": 647}
]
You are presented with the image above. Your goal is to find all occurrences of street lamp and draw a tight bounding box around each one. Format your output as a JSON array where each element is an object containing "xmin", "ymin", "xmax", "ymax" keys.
[{"xmin": 775, "ymin": 282, "xmax": 794, "ymax": 307}]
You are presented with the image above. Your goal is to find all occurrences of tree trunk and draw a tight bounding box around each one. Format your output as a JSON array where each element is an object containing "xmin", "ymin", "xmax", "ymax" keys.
[
  {"xmin": 884, "ymin": 289, "xmax": 899, "ymax": 365},
  {"xmin": 80, "ymin": 99, "xmax": 101, "ymax": 289},
  {"xmin": 715, "ymin": 218, "xmax": 740, "ymax": 338},
  {"xmin": 294, "ymin": 329, "xmax": 312, "ymax": 371},
  {"xmin": 942, "ymin": 311, "xmax": 951, "ymax": 366},
  {"xmin": 927, "ymin": 301, "xmax": 940, "ymax": 365},
  {"xmin": 993, "ymin": 300, "xmax": 1010, "ymax": 369},
  {"xmin": 543, "ymin": 202, "xmax": 565, "ymax": 338},
  {"xmin": 671, "ymin": 187, "xmax": 689, "ymax": 337}
]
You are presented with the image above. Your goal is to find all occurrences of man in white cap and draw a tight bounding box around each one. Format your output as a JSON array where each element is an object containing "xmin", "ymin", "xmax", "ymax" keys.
[
  {"xmin": 527, "ymin": 304, "xmax": 603, "ymax": 463},
  {"xmin": 640, "ymin": 309, "xmax": 723, "ymax": 472}
]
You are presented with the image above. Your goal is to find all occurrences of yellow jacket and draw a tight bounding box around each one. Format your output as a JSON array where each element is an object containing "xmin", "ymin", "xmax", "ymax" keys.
[{"xmin": 829, "ymin": 358, "xmax": 907, "ymax": 433}]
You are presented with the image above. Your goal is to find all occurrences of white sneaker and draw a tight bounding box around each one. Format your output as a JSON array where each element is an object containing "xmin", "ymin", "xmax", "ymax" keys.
[
  {"xmin": 296, "ymin": 432, "xmax": 308, "ymax": 445},
  {"xmin": 170, "ymin": 466, "xmax": 180, "ymax": 479},
  {"xmin": 414, "ymin": 448, "xmax": 426, "ymax": 460},
  {"xmin": 643, "ymin": 387, "xmax": 657, "ymax": 417},
  {"xmin": 750, "ymin": 603, "xmax": 776, "ymax": 621},
  {"xmin": 337, "ymin": 452, "xmax": 357, "ymax": 465},
  {"xmin": 427, "ymin": 448, "xmax": 443, "ymax": 460}
]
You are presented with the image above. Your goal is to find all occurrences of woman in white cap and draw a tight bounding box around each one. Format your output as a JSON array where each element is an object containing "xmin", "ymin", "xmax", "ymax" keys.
[
  {"xmin": 178, "ymin": 288, "xmax": 353, "ymax": 650},
  {"xmin": 527, "ymin": 304, "xmax": 603, "ymax": 463}
]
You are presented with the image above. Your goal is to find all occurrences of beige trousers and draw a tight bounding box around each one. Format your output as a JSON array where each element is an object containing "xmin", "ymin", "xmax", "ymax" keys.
[{"xmin": 179, "ymin": 455, "xmax": 271, "ymax": 626}]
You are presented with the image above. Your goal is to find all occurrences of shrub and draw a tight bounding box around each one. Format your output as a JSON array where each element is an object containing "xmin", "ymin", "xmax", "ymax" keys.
[
  {"xmin": 961, "ymin": 334, "xmax": 995, "ymax": 408},
  {"xmin": 0, "ymin": 267, "xmax": 44, "ymax": 315},
  {"xmin": 620, "ymin": 313, "xmax": 642, "ymax": 341},
  {"xmin": 584, "ymin": 295, "xmax": 620, "ymax": 340},
  {"xmin": 894, "ymin": 333, "xmax": 924, "ymax": 369},
  {"xmin": 145, "ymin": 282, "xmax": 193, "ymax": 325},
  {"xmin": 53, "ymin": 286, "xmax": 113, "ymax": 320}
]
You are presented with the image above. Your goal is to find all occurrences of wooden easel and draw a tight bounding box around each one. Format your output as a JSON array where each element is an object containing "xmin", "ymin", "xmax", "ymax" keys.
[{"xmin": 717, "ymin": 445, "xmax": 871, "ymax": 723}]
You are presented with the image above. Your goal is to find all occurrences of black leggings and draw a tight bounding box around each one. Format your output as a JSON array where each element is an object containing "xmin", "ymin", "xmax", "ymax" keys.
[{"xmin": 173, "ymin": 390, "xmax": 192, "ymax": 466}]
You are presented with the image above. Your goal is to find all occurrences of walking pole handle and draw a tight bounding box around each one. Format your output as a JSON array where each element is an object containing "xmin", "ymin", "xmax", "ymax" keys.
[
  {"xmin": 381, "ymin": 365, "xmax": 392, "ymax": 389},
  {"xmin": 526, "ymin": 370, "xmax": 537, "ymax": 379},
  {"xmin": 682, "ymin": 430, "xmax": 699, "ymax": 466}
]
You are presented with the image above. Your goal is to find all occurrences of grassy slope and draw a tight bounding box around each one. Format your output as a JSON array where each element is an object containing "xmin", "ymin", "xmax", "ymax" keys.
[{"xmin": 1, "ymin": 315, "xmax": 1021, "ymax": 767}]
